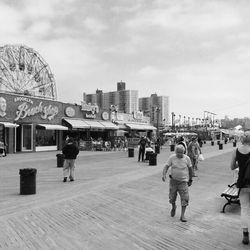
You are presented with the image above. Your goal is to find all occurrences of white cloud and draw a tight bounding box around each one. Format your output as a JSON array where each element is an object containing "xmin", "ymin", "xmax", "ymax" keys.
[
  {"xmin": 124, "ymin": 1, "xmax": 242, "ymax": 33},
  {"xmin": 83, "ymin": 17, "xmax": 108, "ymax": 36},
  {"xmin": 0, "ymin": 3, "xmax": 22, "ymax": 35},
  {"xmin": 25, "ymin": 21, "xmax": 52, "ymax": 38}
]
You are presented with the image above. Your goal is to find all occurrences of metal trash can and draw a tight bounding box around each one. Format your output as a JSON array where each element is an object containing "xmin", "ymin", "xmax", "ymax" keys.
[
  {"xmin": 56, "ymin": 154, "xmax": 65, "ymax": 168},
  {"xmin": 19, "ymin": 168, "xmax": 37, "ymax": 195},
  {"xmin": 128, "ymin": 148, "xmax": 134, "ymax": 157},
  {"xmin": 170, "ymin": 144, "xmax": 175, "ymax": 152},
  {"xmin": 233, "ymin": 142, "xmax": 237, "ymax": 147},
  {"xmin": 149, "ymin": 153, "xmax": 157, "ymax": 166},
  {"xmin": 145, "ymin": 151, "xmax": 153, "ymax": 161},
  {"xmin": 155, "ymin": 145, "xmax": 160, "ymax": 154},
  {"xmin": 219, "ymin": 143, "xmax": 223, "ymax": 150},
  {"xmin": 211, "ymin": 141, "xmax": 214, "ymax": 146}
]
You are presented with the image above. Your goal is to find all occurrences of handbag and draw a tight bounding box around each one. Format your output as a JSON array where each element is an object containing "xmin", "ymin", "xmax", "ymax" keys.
[{"xmin": 198, "ymin": 154, "xmax": 204, "ymax": 161}]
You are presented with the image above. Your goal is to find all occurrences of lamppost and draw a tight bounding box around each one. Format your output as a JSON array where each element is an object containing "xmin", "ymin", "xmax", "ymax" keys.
[
  {"xmin": 156, "ymin": 107, "xmax": 160, "ymax": 138},
  {"xmin": 171, "ymin": 112, "xmax": 175, "ymax": 131}
]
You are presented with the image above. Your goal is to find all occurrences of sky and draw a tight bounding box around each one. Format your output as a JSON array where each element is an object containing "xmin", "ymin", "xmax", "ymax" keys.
[{"xmin": 0, "ymin": 0, "xmax": 250, "ymax": 120}]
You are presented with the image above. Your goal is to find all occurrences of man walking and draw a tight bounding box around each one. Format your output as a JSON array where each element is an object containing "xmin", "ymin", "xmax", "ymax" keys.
[
  {"xmin": 187, "ymin": 136, "xmax": 202, "ymax": 177},
  {"xmin": 62, "ymin": 137, "xmax": 79, "ymax": 182},
  {"xmin": 138, "ymin": 136, "xmax": 147, "ymax": 162},
  {"xmin": 162, "ymin": 145, "xmax": 193, "ymax": 222}
]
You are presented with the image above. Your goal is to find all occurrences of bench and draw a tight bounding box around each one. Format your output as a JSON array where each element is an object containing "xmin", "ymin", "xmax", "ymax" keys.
[{"xmin": 221, "ymin": 183, "xmax": 240, "ymax": 213}]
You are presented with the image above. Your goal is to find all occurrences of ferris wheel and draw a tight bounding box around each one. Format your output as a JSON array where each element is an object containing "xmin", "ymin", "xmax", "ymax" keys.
[{"xmin": 0, "ymin": 44, "xmax": 57, "ymax": 100}]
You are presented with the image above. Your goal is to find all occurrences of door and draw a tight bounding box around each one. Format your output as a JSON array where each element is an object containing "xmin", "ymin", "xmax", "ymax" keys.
[{"xmin": 22, "ymin": 124, "xmax": 33, "ymax": 151}]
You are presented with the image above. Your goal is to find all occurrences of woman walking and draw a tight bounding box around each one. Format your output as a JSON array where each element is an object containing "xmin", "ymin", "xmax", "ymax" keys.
[{"xmin": 230, "ymin": 131, "xmax": 250, "ymax": 245}]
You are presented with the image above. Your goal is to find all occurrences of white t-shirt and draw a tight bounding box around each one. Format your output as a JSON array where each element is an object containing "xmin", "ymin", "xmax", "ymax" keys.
[{"xmin": 166, "ymin": 154, "xmax": 192, "ymax": 182}]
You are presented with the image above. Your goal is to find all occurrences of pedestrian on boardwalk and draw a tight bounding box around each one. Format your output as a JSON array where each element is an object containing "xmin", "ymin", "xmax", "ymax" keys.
[
  {"xmin": 162, "ymin": 145, "xmax": 193, "ymax": 222},
  {"xmin": 62, "ymin": 137, "xmax": 79, "ymax": 182},
  {"xmin": 187, "ymin": 136, "xmax": 202, "ymax": 177},
  {"xmin": 138, "ymin": 136, "xmax": 147, "ymax": 162},
  {"xmin": 177, "ymin": 136, "xmax": 187, "ymax": 154},
  {"xmin": 230, "ymin": 131, "xmax": 250, "ymax": 245}
]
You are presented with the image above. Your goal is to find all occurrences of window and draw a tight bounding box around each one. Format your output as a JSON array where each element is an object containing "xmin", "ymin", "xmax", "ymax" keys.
[{"xmin": 36, "ymin": 128, "xmax": 56, "ymax": 146}]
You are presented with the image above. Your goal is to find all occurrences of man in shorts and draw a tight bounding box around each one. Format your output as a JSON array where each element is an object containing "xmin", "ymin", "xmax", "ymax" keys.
[
  {"xmin": 187, "ymin": 136, "xmax": 202, "ymax": 177},
  {"xmin": 162, "ymin": 145, "xmax": 193, "ymax": 222}
]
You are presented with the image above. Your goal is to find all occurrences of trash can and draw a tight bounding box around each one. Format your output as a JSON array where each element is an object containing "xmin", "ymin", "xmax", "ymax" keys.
[
  {"xmin": 211, "ymin": 141, "xmax": 214, "ymax": 146},
  {"xmin": 219, "ymin": 143, "xmax": 223, "ymax": 150},
  {"xmin": 149, "ymin": 153, "xmax": 157, "ymax": 166},
  {"xmin": 128, "ymin": 148, "xmax": 134, "ymax": 157},
  {"xmin": 19, "ymin": 168, "xmax": 37, "ymax": 195},
  {"xmin": 170, "ymin": 144, "xmax": 175, "ymax": 152},
  {"xmin": 233, "ymin": 142, "xmax": 237, "ymax": 147},
  {"xmin": 145, "ymin": 151, "xmax": 153, "ymax": 161},
  {"xmin": 56, "ymin": 153, "xmax": 65, "ymax": 168},
  {"xmin": 155, "ymin": 145, "xmax": 160, "ymax": 154}
]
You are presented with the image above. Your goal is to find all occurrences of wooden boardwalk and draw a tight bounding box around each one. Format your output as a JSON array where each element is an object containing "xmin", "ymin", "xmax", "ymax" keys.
[{"xmin": 0, "ymin": 143, "xmax": 247, "ymax": 249}]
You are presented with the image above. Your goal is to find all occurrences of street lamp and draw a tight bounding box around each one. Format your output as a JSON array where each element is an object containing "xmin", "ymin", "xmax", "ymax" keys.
[
  {"xmin": 156, "ymin": 107, "xmax": 160, "ymax": 138},
  {"xmin": 171, "ymin": 112, "xmax": 175, "ymax": 131}
]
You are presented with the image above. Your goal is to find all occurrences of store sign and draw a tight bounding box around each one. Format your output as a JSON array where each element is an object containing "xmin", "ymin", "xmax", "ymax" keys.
[
  {"xmin": 133, "ymin": 111, "xmax": 143, "ymax": 120},
  {"xmin": 65, "ymin": 107, "xmax": 75, "ymax": 117},
  {"xmin": 14, "ymin": 100, "xmax": 59, "ymax": 121},
  {"xmin": 0, "ymin": 97, "xmax": 7, "ymax": 117},
  {"xmin": 81, "ymin": 102, "xmax": 99, "ymax": 114},
  {"xmin": 102, "ymin": 111, "xmax": 109, "ymax": 120},
  {"xmin": 85, "ymin": 113, "xmax": 96, "ymax": 119}
]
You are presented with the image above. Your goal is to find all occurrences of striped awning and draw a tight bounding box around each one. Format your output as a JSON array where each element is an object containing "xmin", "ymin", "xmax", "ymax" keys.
[
  {"xmin": 99, "ymin": 121, "xmax": 118, "ymax": 130},
  {"xmin": 37, "ymin": 124, "xmax": 68, "ymax": 130},
  {"xmin": 84, "ymin": 120, "xmax": 105, "ymax": 129},
  {"xmin": 63, "ymin": 118, "xmax": 90, "ymax": 129}
]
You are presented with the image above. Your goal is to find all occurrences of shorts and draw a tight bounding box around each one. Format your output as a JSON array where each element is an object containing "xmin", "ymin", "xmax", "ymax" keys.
[{"xmin": 169, "ymin": 178, "xmax": 189, "ymax": 207}]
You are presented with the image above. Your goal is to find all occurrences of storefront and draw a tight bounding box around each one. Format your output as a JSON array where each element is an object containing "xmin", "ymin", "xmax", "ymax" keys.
[
  {"xmin": 61, "ymin": 102, "xmax": 118, "ymax": 150},
  {"xmin": 113, "ymin": 111, "xmax": 156, "ymax": 138},
  {"xmin": 0, "ymin": 92, "xmax": 67, "ymax": 153}
]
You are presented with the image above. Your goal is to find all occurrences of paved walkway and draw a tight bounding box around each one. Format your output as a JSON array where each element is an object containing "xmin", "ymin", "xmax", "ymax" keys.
[{"xmin": 0, "ymin": 142, "xmax": 246, "ymax": 249}]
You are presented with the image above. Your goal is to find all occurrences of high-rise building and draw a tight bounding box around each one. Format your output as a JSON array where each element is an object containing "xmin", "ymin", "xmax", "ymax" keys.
[
  {"xmin": 83, "ymin": 82, "xmax": 138, "ymax": 114},
  {"xmin": 117, "ymin": 81, "xmax": 126, "ymax": 91},
  {"xmin": 139, "ymin": 94, "xmax": 169, "ymax": 127}
]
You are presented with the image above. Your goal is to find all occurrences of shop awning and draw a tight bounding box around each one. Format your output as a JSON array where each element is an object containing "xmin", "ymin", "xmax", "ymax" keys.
[
  {"xmin": 142, "ymin": 125, "xmax": 157, "ymax": 130},
  {"xmin": 0, "ymin": 122, "xmax": 19, "ymax": 128},
  {"xmin": 37, "ymin": 124, "xmax": 68, "ymax": 130},
  {"xmin": 125, "ymin": 123, "xmax": 156, "ymax": 130},
  {"xmin": 84, "ymin": 120, "xmax": 105, "ymax": 129},
  {"xmin": 99, "ymin": 121, "xmax": 118, "ymax": 130},
  {"xmin": 63, "ymin": 118, "xmax": 90, "ymax": 129}
]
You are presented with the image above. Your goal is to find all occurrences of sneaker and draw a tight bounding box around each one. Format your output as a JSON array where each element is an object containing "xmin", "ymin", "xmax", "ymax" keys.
[
  {"xmin": 170, "ymin": 205, "xmax": 176, "ymax": 217},
  {"xmin": 69, "ymin": 178, "xmax": 74, "ymax": 182},
  {"xmin": 242, "ymin": 232, "xmax": 249, "ymax": 245},
  {"xmin": 63, "ymin": 177, "xmax": 67, "ymax": 182}
]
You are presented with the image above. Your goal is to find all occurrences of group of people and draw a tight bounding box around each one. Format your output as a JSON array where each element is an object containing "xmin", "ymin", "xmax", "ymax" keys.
[
  {"xmin": 162, "ymin": 131, "xmax": 250, "ymax": 245},
  {"xmin": 137, "ymin": 136, "xmax": 160, "ymax": 162},
  {"xmin": 62, "ymin": 132, "xmax": 250, "ymax": 245}
]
